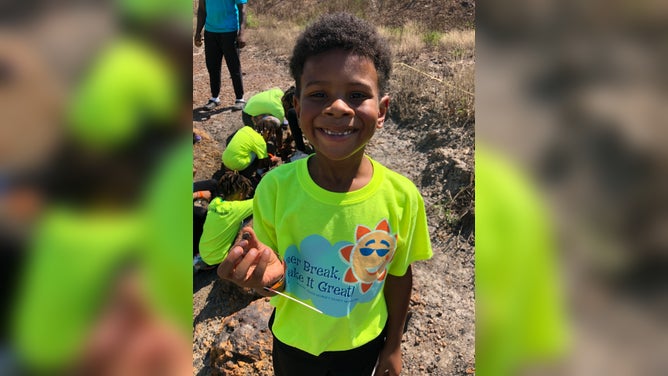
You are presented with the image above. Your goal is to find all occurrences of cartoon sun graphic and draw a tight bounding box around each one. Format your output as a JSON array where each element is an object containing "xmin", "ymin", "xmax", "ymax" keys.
[{"xmin": 340, "ymin": 219, "xmax": 397, "ymax": 293}]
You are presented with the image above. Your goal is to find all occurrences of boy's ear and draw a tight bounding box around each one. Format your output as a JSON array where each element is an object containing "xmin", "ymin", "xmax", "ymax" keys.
[{"xmin": 376, "ymin": 95, "xmax": 390, "ymax": 129}]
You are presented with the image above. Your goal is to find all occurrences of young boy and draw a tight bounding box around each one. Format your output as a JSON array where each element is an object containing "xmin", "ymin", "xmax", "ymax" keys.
[{"xmin": 218, "ymin": 13, "xmax": 432, "ymax": 376}]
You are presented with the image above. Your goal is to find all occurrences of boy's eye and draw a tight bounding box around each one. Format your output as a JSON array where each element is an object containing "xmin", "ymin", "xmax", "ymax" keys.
[
  {"xmin": 308, "ymin": 92, "xmax": 326, "ymax": 98},
  {"xmin": 350, "ymin": 92, "xmax": 368, "ymax": 100}
]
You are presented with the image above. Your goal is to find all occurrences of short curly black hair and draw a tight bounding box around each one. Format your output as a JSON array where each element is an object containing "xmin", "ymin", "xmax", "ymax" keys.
[{"xmin": 289, "ymin": 12, "xmax": 392, "ymax": 95}]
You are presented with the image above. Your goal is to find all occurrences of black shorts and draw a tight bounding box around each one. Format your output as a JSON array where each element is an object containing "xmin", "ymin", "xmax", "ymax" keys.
[{"xmin": 269, "ymin": 310, "xmax": 387, "ymax": 376}]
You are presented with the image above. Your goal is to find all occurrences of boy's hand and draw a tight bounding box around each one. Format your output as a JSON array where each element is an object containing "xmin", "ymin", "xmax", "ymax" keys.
[
  {"xmin": 217, "ymin": 227, "xmax": 284, "ymax": 293},
  {"xmin": 374, "ymin": 344, "xmax": 402, "ymax": 376},
  {"xmin": 194, "ymin": 33, "xmax": 202, "ymax": 47}
]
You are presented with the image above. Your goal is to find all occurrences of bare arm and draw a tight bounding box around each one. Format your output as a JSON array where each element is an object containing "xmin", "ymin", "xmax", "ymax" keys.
[
  {"xmin": 193, "ymin": 190, "xmax": 211, "ymax": 200},
  {"xmin": 194, "ymin": 0, "xmax": 206, "ymax": 46},
  {"xmin": 375, "ymin": 266, "xmax": 413, "ymax": 376},
  {"xmin": 236, "ymin": 3, "xmax": 247, "ymax": 48}
]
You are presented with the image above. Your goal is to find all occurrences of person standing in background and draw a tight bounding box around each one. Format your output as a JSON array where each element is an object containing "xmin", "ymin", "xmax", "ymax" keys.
[{"xmin": 194, "ymin": 0, "xmax": 247, "ymax": 111}]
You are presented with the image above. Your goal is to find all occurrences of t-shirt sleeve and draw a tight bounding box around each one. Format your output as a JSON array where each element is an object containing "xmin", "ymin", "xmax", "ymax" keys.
[
  {"xmin": 388, "ymin": 189, "xmax": 433, "ymax": 276},
  {"xmin": 253, "ymin": 176, "xmax": 278, "ymax": 253},
  {"xmin": 233, "ymin": 198, "xmax": 254, "ymax": 220}
]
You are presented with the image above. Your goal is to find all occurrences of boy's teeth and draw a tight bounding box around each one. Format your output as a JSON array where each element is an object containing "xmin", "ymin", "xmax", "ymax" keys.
[{"xmin": 323, "ymin": 129, "xmax": 353, "ymax": 136}]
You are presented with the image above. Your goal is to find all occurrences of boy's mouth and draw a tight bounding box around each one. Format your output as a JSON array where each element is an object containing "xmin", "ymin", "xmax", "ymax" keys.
[{"xmin": 321, "ymin": 128, "xmax": 354, "ymax": 137}]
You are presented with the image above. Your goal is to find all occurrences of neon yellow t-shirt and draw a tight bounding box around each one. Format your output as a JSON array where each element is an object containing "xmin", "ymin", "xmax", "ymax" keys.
[
  {"xmin": 253, "ymin": 155, "xmax": 433, "ymax": 355},
  {"xmin": 12, "ymin": 207, "xmax": 140, "ymax": 369},
  {"xmin": 243, "ymin": 87, "xmax": 285, "ymax": 123},
  {"xmin": 199, "ymin": 197, "xmax": 253, "ymax": 265},
  {"xmin": 222, "ymin": 126, "xmax": 269, "ymax": 171},
  {"xmin": 13, "ymin": 140, "xmax": 193, "ymax": 368},
  {"xmin": 476, "ymin": 146, "xmax": 568, "ymax": 375}
]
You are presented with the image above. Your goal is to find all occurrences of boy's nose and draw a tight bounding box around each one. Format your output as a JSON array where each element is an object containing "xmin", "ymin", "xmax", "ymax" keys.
[{"xmin": 324, "ymin": 98, "xmax": 354, "ymax": 117}]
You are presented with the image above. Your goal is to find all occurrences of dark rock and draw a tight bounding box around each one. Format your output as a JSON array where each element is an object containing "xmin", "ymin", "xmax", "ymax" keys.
[{"xmin": 209, "ymin": 298, "xmax": 274, "ymax": 376}]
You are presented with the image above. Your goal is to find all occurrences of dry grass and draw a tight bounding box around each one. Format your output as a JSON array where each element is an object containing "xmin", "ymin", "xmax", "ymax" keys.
[
  {"xmin": 389, "ymin": 60, "xmax": 474, "ymax": 146},
  {"xmin": 250, "ymin": 0, "xmax": 374, "ymax": 26},
  {"xmin": 246, "ymin": 14, "xmax": 300, "ymax": 58},
  {"xmin": 380, "ymin": 24, "xmax": 474, "ymax": 59},
  {"xmin": 439, "ymin": 29, "xmax": 475, "ymax": 60},
  {"xmin": 388, "ymin": 28, "xmax": 475, "ymax": 134},
  {"xmin": 379, "ymin": 21, "xmax": 426, "ymax": 60}
]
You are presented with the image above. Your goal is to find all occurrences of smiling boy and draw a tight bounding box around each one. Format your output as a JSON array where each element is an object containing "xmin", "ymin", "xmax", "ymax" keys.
[{"xmin": 217, "ymin": 13, "xmax": 433, "ymax": 375}]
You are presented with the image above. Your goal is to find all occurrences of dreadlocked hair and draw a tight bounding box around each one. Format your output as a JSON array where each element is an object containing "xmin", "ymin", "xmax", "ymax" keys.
[
  {"xmin": 217, "ymin": 170, "xmax": 253, "ymax": 200},
  {"xmin": 255, "ymin": 116, "xmax": 283, "ymax": 152}
]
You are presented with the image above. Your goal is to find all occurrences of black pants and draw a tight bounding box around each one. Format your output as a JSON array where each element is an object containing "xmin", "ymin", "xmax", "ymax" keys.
[
  {"xmin": 193, "ymin": 205, "xmax": 207, "ymax": 257},
  {"xmin": 204, "ymin": 30, "xmax": 244, "ymax": 100},
  {"xmin": 269, "ymin": 311, "xmax": 386, "ymax": 376}
]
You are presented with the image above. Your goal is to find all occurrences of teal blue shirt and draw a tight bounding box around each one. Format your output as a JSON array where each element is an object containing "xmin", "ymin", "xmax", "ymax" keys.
[{"xmin": 205, "ymin": 0, "xmax": 246, "ymax": 33}]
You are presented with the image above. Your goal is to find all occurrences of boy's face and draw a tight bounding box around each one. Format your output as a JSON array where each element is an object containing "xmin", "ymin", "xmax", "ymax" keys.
[{"xmin": 294, "ymin": 49, "xmax": 389, "ymax": 163}]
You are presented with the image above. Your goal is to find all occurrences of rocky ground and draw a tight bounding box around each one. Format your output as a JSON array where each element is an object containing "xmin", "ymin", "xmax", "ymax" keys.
[{"xmin": 192, "ymin": 21, "xmax": 475, "ymax": 376}]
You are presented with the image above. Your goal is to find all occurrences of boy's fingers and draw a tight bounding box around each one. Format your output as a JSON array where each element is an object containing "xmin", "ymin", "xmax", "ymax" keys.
[
  {"xmin": 250, "ymin": 249, "xmax": 270, "ymax": 285},
  {"xmin": 217, "ymin": 246, "xmax": 244, "ymax": 280},
  {"xmin": 230, "ymin": 248, "xmax": 259, "ymax": 281}
]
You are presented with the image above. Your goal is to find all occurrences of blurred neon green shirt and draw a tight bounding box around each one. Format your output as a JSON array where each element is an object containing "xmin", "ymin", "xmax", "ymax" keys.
[
  {"xmin": 476, "ymin": 145, "xmax": 568, "ymax": 375},
  {"xmin": 12, "ymin": 137, "xmax": 192, "ymax": 371},
  {"xmin": 67, "ymin": 39, "xmax": 177, "ymax": 149}
]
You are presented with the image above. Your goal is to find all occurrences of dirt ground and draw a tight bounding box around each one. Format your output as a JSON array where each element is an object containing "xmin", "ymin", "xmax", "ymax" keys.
[{"xmin": 192, "ymin": 25, "xmax": 475, "ymax": 375}]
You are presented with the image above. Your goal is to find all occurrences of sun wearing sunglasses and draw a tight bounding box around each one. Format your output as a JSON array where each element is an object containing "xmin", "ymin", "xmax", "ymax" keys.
[{"xmin": 359, "ymin": 239, "xmax": 391, "ymax": 257}]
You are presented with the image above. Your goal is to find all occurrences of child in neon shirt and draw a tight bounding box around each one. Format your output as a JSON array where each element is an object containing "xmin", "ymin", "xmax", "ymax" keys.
[
  {"xmin": 218, "ymin": 13, "xmax": 432, "ymax": 376},
  {"xmin": 241, "ymin": 87, "xmax": 285, "ymax": 127},
  {"xmin": 239, "ymin": 87, "xmax": 306, "ymax": 159},
  {"xmin": 222, "ymin": 116, "xmax": 281, "ymax": 179},
  {"xmin": 197, "ymin": 170, "xmax": 254, "ymax": 268},
  {"xmin": 239, "ymin": 88, "xmax": 288, "ymax": 158}
]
